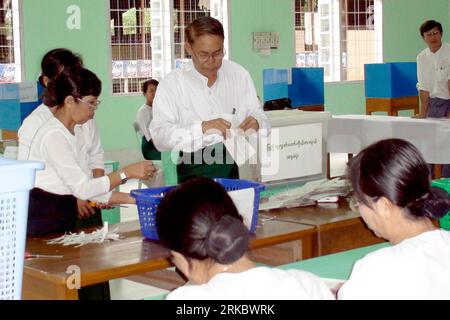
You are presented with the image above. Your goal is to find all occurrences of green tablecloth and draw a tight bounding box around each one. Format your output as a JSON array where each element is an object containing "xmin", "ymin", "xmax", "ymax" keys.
[{"xmin": 278, "ymin": 242, "xmax": 389, "ymax": 280}]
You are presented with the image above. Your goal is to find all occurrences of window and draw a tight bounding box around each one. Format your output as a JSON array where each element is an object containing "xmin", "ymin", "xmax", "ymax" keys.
[
  {"xmin": 294, "ymin": 0, "xmax": 382, "ymax": 82},
  {"xmin": 0, "ymin": 0, "xmax": 21, "ymax": 83},
  {"xmin": 109, "ymin": 0, "xmax": 228, "ymax": 94}
]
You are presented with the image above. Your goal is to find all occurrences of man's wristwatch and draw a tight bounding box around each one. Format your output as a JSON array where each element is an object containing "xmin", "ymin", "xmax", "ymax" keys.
[{"xmin": 118, "ymin": 170, "xmax": 128, "ymax": 185}]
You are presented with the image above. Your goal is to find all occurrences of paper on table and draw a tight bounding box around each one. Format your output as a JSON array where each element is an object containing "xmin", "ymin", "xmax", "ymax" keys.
[{"xmin": 228, "ymin": 188, "xmax": 255, "ymax": 230}]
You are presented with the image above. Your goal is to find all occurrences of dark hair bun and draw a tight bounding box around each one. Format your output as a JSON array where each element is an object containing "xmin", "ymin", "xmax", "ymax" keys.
[
  {"xmin": 407, "ymin": 187, "xmax": 450, "ymax": 220},
  {"xmin": 205, "ymin": 215, "xmax": 249, "ymax": 265}
]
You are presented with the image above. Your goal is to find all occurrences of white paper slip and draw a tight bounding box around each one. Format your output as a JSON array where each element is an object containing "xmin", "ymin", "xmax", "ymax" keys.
[
  {"xmin": 224, "ymin": 130, "xmax": 253, "ymax": 166},
  {"xmin": 228, "ymin": 188, "xmax": 255, "ymax": 230}
]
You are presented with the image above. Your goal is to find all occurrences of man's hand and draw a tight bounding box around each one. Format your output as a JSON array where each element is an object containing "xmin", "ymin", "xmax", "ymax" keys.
[
  {"xmin": 202, "ymin": 118, "xmax": 231, "ymax": 137},
  {"xmin": 239, "ymin": 116, "xmax": 259, "ymax": 132},
  {"xmin": 77, "ymin": 199, "xmax": 96, "ymax": 219}
]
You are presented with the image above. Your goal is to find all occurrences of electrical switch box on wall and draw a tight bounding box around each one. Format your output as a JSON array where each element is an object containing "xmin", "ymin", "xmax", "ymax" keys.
[{"xmin": 252, "ymin": 32, "xmax": 279, "ymax": 50}]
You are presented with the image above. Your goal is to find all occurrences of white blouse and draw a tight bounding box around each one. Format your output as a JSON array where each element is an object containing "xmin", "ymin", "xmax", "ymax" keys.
[
  {"xmin": 18, "ymin": 103, "xmax": 105, "ymax": 174},
  {"xmin": 166, "ymin": 266, "xmax": 334, "ymax": 300},
  {"xmin": 135, "ymin": 104, "xmax": 153, "ymax": 142},
  {"xmin": 28, "ymin": 117, "xmax": 112, "ymax": 203},
  {"xmin": 150, "ymin": 60, "xmax": 270, "ymax": 153},
  {"xmin": 338, "ymin": 229, "xmax": 450, "ymax": 300},
  {"xmin": 417, "ymin": 42, "xmax": 450, "ymax": 99}
]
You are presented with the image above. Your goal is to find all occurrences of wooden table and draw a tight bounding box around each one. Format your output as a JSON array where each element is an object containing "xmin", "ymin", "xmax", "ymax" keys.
[
  {"xmin": 22, "ymin": 219, "xmax": 315, "ymax": 300},
  {"xmin": 294, "ymin": 105, "xmax": 325, "ymax": 112},
  {"xmin": 366, "ymin": 96, "xmax": 419, "ymax": 116},
  {"xmin": 261, "ymin": 200, "xmax": 385, "ymax": 257}
]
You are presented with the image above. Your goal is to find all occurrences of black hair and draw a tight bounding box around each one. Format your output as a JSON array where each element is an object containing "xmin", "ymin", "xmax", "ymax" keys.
[
  {"xmin": 40, "ymin": 48, "xmax": 83, "ymax": 106},
  {"xmin": 185, "ymin": 16, "xmax": 224, "ymax": 44},
  {"xmin": 156, "ymin": 177, "xmax": 249, "ymax": 265},
  {"xmin": 142, "ymin": 79, "xmax": 159, "ymax": 94},
  {"xmin": 420, "ymin": 20, "xmax": 443, "ymax": 37},
  {"xmin": 46, "ymin": 67, "xmax": 101, "ymax": 108},
  {"xmin": 347, "ymin": 139, "xmax": 450, "ymax": 220}
]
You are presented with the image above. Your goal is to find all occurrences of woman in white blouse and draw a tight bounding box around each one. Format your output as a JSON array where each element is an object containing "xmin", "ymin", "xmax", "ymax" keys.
[
  {"xmin": 19, "ymin": 48, "xmax": 107, "ymax": 222},
  {"xmin": 156, "ymin": 177, "xmax": 334, "ymax": 300},
  {"xmin": 27, "ymin": 67, "xmax": 155, "ymax": 237},
  {"xmin": 339, "ymin": 138, "xmax": 450, "ymax": 299}
]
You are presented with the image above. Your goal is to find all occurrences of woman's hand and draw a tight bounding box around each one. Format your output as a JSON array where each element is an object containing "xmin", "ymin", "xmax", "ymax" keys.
[
  {"xmin": 124, "ymin": 160, "xmax": 156, "ymax": 180},
  {"xmin": 77, "ymin": 199, "xmax": 96, "ymax": 219}
]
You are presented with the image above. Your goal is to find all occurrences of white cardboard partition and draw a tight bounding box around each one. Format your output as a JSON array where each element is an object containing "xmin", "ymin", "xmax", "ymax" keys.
[{"xmin": 328, "ymin": 115, "xmax": 450, "ymax": 164}]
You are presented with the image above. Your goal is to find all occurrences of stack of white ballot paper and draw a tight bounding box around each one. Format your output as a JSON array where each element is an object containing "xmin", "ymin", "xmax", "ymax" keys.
[{"xmin": 259, "ymin": 178, "xmax": 350, "ymax": 211}]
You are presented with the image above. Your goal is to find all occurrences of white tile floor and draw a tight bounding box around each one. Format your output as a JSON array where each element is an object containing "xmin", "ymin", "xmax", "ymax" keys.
[{"xmin": 108, "ymin": 153, "xmax": 350, "ymax": 299}]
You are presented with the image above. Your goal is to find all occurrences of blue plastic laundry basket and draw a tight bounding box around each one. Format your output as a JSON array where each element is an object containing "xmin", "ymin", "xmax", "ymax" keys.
[{"xmin": 131, "ymin": 178, "xmax": 265, "ymax": 240}]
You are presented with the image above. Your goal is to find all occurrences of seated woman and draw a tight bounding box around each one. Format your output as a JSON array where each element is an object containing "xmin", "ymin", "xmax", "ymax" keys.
[
  {"xmin": 338, "ymin": 138, "xmax": 450, "ymax": 299},
  {"xmin": 156, "ymin": 177, "xmax": 334, "ymax": 300},
  {"xmin": 28, "ymin": 66, "xmax": 155, "ymax": 237}
]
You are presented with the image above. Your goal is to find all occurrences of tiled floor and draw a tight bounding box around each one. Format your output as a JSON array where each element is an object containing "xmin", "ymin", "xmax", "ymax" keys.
[{"xmin": 109, "ymin": 153, "xmax": 350, "ymax": 300}]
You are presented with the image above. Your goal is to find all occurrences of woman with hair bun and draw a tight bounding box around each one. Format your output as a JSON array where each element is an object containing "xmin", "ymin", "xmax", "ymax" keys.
[
  {"xmin": 156, "ymin": 177, "xmax": 334, "ymax": 300},
  {"xmin": 339, "ymin": 138, "xmax": 450, "ymax": 299}
]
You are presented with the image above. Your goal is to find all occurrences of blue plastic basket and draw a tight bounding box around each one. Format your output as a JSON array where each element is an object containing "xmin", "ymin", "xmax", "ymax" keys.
[{"xmin": 130, "ymin": 178, "xmax": 265, "ymax": 240}]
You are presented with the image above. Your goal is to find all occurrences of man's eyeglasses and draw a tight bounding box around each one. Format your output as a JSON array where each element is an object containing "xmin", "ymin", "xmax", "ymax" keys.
[
  {"xmin": 425, "ymin": 30, "xmax": 441, "ymax": 37},
  {"xmin": 76, "ymin": 98, "xmax": 101, "ymax": 110},
  {"xmin": 195, "ymin": 49, "xmax": 226, "ymax": 63}
]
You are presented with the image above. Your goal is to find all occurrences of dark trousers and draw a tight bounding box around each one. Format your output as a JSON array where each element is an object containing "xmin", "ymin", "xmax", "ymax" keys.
[
  {"xmin": 27, "ymin": 188, "xmax": 110, "ymax": 300},
  {"xmin": 428, "ymin": 98, "xmax": 450, "ymax": 178},
  {"xmin": 141, "ymin": 137, "xmax": 161, "ymax": 160},
  {"xmin": 177, "ymin": 143, "xmax": 239, "ymax": 183}
]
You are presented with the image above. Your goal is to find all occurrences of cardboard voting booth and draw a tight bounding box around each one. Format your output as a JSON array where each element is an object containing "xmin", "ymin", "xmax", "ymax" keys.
[
  {"xmin": 0, "ymin": 82, "xmax": 43, "ymax": 131},
  {"xmin": 288, "ymin": 67, "xmax": 324, "ymax": 107},
  {"xmin": 262, "ymin": 67, "xmax": 325, "ymax": 109},
  {"xmin": 263, "ymin": 69, "xmax": 289, "ymax": 102},
  {"xmin": 364, "ymin": 62, "xmax": 419, "ymax": 116},
  {"xmin": 364, "ymin": 62, "xmax": 417, "ymax": 98}
]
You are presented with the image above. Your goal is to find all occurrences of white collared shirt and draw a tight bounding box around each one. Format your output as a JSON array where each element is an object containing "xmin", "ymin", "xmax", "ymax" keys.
[
  {"xmin": 338, "ymin": 229, "xmax": 450, "ymax": 300},
  {"xmin": 18, "ymin": 103, "xmax": 105, "ymax": 174},
  {"xmin": 28, "ymin": 117, "xmax": 112, "ymax": 203},
  {"xmin": 135, "ymin": 104, "xmax": 153, "ymax": 141},
  {"xmin": 417, "ymin": 42, "xmax": 450, "ymax": 99},
  {"xmin": 166, "ymin": 266, "xmax": 334, "ymax": 300},
  {"xmin": 150, "ymin": 60, "xmax": 270, "ymax": 152}
]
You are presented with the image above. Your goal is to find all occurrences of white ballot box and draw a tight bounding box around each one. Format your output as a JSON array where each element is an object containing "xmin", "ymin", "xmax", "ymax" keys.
[{"xmin": 257, "ymin": 110, "xmax": 331, "ymax": 185}]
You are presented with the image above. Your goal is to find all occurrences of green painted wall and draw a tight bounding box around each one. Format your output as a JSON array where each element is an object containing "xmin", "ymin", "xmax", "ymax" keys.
[
  {"xmin": 22, "ymin": 0, "xmax": 143, "ymax": 151},
  {"xmin": 229, "ymin": 0, "xmax": 449, "ymax": 116},
  {"xmin": 20, "ymin": 0, "xmax": 450, "ymax": 151},
  {"xmin": 229, "ymin": 0, "xmax": 295, "ymax": 100}
]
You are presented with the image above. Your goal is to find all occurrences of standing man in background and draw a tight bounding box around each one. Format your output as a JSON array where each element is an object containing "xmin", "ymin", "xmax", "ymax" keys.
[
  {"xmin": 135, "ymin": 79, "xmax": 161, "ymax": 160},
  {"xmin": 415, "ymin": 20, "xmax": 450, "ymax": 177},
  {"xmin": 150, "ymin": 16, "xmax": 270, "ymax": 182},
  {"xmin": 415, "ymin": 20, "xmax": 450, "ymax": 118}
]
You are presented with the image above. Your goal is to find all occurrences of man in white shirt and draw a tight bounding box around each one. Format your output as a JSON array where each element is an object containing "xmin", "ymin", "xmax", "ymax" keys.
[
  {"xmin": 415, "ymin": 20, "xmax": 450, "ymax": 177},
  {"xmin": 150, "ymin": 16, "xmax": 270, "ymax": 182},
  {"xmin": 135, "ymin": 79, "xmax": 160, "ymax": 160},
  {"xmin": 416, "ymin": 20, "xmax": 450, "ymax": 118}
]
